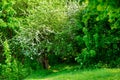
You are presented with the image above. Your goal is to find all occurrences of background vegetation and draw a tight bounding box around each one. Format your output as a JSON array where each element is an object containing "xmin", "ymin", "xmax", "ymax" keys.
[{"xmin": 0, "ymin": 0, "xmax": 120, "ymax": 80}]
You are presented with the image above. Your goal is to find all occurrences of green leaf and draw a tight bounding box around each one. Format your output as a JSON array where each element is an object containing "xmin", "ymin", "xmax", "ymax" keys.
[
  {"xmin": 97, "ymin": 4, "xmax": 105, "ymax": 11},
  {"xmin": 0, "ymin": 19, "xmax": 7, "ymax": 27},
  {"xmin": 82, "ymin": 27, "xmax": 88, "ymax": 34},
  {"xmin": 89, "ymin": 50, "xmax": 96, "ymax": 57}
]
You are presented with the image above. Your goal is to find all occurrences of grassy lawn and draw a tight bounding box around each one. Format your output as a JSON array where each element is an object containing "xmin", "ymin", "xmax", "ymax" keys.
[{"xmin": 25, "ymin": 64, "xmax": 120, "ymax": 80}]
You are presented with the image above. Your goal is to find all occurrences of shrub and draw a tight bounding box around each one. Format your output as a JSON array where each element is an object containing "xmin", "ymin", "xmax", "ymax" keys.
[{"xmin": 75, "ymin": 0, "xmax": 120, "ymax": 68}]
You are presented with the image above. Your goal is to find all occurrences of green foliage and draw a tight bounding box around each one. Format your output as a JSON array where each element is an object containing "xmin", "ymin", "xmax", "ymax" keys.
[
  {"xmin": 75, "ymin": 0, "xmax": 120, "ymax": 68},
  {"xmin": 13, "ymin": 0, "xmax": 28, "ymax": 17},
  {"xmin": 8, "ymin": 0, "xmax": 120, "ymax": 69},
  {"xmin": 0, "ymin": 0, "xmax": 19, "ymax": 39},
  {"xmin": 0, "ymin": 40, "xmax": 30, "ymax": 80},
  {"xmin": 10, "ymin": 0, "xmax": 82, "ymax": 66},
  {"xmin": 1, "ymin": 0, "xmax": 120, "ymax": 79},
  {"xmin": 0, "ymin": 0, "xmax": 28, "ymax": 80}
]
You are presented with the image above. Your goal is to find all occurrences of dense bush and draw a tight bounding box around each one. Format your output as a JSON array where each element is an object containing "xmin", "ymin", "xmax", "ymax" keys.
[
  {"xmin": 75, "ymin": 0, "xmax": 120, "ymax": 68},
  {"xmin": 0, "ymin": 0, "xmax": 30, "ymax": 79},
  {"xmin": 10, "ymin": 0, "xmax": 82, "ymax": 68},
  {"xmin": 1, "ymin": 40, "xmax": 30, "ymax": 80}
]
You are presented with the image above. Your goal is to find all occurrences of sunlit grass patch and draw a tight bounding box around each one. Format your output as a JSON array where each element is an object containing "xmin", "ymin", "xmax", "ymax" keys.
[{"xmin": 25, "ymin": 64, "xmax": 120, "ymax": 80}]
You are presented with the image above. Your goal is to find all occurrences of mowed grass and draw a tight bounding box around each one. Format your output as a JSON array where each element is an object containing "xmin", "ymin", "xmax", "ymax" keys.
[{"xmin": 25, "ymin": 64, "xmax": 120, "ymax": 80}]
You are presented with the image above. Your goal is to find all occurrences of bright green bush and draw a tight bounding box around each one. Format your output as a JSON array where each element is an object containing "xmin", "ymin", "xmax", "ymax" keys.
[
  {"xmin": 0, "ymin": 0, "xmax": 30, "ymax": 79},
  {"xmin": 75, "ymin": 0, "xmax": 120, "ymax": 68},
  {"xmin": 0, "ymin": 0, "xmax": 19, "ymax": 39},
  {"xmin": 0, "ymin": 40, "xmax": 31, "ymax": 80}
]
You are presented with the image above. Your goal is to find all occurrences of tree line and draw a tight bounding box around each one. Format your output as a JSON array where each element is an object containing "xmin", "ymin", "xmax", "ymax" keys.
[{"xmin": 0, "ymin": 0, "xmax": 120, "ymax": 79}]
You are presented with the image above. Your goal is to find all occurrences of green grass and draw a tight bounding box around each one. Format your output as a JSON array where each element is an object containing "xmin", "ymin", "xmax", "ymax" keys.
[{"xmin": 25, "ymin": 64, "xmax": 120, "ymax": 80}]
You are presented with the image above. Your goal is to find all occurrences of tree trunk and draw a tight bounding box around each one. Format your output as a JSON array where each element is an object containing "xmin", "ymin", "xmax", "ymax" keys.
[{"xmin": 38, "ymin": 54, "xmax": 49, "ymax": 69}]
